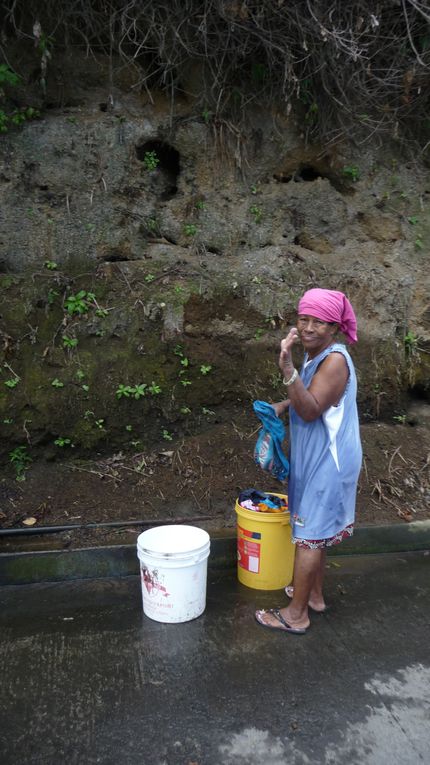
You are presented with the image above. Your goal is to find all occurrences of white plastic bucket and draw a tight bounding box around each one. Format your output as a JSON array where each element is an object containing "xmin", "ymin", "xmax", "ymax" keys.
[{"xmin": 136, "ymin": 525, "xmax": 210, "ymax": 623}]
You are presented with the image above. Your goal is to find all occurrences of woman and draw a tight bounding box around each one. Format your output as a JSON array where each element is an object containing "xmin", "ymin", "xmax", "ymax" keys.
[{"xmin": 255, "ymin": 288, "xmax": 362, "ymax": 634}]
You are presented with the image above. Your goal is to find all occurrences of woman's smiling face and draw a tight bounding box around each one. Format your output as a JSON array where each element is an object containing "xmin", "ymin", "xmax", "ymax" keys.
[{"xmin": 297, "ymin": 315, "xmax": 338, "ymax": 358}]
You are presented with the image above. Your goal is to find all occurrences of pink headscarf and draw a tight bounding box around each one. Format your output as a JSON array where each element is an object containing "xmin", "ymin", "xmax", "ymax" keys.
[{"xmin": 297, "ymin": 288, "xmax": 358, "ymax": 344}]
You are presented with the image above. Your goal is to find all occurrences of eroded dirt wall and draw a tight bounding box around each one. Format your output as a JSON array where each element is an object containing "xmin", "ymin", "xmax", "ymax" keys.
[{"xmin": 1, "ymin": 54, "xmax": 430, "ymax": 459}]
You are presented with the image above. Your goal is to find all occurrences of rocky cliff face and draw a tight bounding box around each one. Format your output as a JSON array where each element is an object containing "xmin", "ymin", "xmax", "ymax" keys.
[{"xmin": 1, "ymin": 52, "xmax": 429, "ymax": 458}]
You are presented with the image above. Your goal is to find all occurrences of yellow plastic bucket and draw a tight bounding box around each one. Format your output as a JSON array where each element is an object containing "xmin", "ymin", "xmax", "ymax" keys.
[{"xmin": 235, "ymin": 493, "xmax": 295, "ymax": 590}]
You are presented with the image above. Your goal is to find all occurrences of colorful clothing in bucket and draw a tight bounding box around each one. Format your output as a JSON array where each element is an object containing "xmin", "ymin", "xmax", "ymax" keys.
[{"xmin": 288, "ymin": 343, "xmax": 362, "ymax": 541}]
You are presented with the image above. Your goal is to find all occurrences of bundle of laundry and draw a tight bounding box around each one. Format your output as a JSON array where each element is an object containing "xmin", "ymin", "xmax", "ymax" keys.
[
  {"xmin": 238, "ymin": 489, "xmax": 288, "ymax": 513},
  {"xmin": 252, "ymin": 400, "xmax": 289, "ymax": 481}
]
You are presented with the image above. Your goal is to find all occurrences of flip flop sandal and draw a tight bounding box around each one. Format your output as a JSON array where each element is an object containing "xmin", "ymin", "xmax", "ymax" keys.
[
  {"xmin": 284, "ymin": 585, "xmax": 328, "ymax": 613},
  {"xmin": 255, "ymin": 608, "xmax": 308, "ymax": 635}
]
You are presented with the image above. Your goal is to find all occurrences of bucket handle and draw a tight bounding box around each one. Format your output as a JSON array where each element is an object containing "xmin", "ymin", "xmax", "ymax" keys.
[{"xmin": 192, "ymin": 553, "xmax": 206, "ymax": 564}]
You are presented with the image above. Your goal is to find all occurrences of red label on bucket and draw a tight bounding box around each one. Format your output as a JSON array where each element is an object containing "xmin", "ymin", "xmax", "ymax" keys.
[
  {"xmin": 237, "ymin": 525, "xmax": 261, "ymax": 573},
  {"xmin": 141, "ymin": 567, "xmax": 171, "ymax": 598}
]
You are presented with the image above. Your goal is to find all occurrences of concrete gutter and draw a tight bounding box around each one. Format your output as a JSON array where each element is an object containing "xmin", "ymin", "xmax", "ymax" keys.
[{"xmin": 1, "ymin": 521, "xmax": 430, "ymax": 586}]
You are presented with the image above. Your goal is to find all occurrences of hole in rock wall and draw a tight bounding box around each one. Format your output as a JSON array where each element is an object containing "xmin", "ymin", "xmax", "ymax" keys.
[
  {"xmin": 297, "ymin": 165, "xmax": 321, "ymax": 182},
  {"xmin": 273, "ymin": 162, "xmax": 351, "ymax": 193},
  {"xmin": 408, "ymin": 385, "xmax": 430, "ymax": 404},
  {"xmin": 136, "ymin": 140, "xmax": 180, "ymax": 200},
  {"xmin": 274, "ymin": 165, "xmax": 323, "ymax": 183}
]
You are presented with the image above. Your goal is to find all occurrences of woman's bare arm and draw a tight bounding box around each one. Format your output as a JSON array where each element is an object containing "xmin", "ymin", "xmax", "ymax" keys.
[{"xmin": 278, "ymin": 328, "xmax": 349, "ymax": 422}]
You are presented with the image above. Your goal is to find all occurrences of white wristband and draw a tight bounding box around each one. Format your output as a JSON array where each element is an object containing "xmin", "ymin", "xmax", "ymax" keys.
[{"xmin": 283, "ymin": 368, "xmax": 298, "ymax": 386}]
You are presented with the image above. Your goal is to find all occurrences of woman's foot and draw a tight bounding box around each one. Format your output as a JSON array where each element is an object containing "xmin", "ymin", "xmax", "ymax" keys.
[
  {"xmin": 285, "ymin": 585, "xmax": 328, "ymax": 613},
  {"xmin": 255, "ymin": 605, "xmax": 310, "ymax": 633}
]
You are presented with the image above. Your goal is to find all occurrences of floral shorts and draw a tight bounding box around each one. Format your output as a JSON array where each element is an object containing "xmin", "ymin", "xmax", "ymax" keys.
[{"xmin": 292, "ymin": 524, "xmax": 354, "ymax": 550}]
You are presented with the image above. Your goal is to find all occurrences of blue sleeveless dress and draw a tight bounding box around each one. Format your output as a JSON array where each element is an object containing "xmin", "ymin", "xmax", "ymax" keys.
[{"xmin": 288, "ymin": 343, "xmax": 362, "ymax": 541}]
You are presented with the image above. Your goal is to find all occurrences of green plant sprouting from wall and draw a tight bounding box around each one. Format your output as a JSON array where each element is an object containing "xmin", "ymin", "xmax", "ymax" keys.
[
  {"xmin": 0, "ymin": 64, "xmax": 40, "ymax": 132},
  {"xmin": 62, "ymin": 336, "xmax": 78, "ymax": 349},
  {"xmin": 4, "ymin": 377, "xmax": 19, "ymax": 388},
  {"xmin": 64, "ymin": 290, "xmax": 96, "ymax": 315},
  {"xmin": 342, "ymin": 165, "xmax": 360, "ymax": 182},
  {"xmin": 116, "ymin": 382, "xmax": 162, "ymax": 399},
  {"xmin": 250, "ymin": 205, "xmax": 263, "ymax": 223},
  {"xmin": 9, "ymin": 445, "xmax": 32, "ymax": 481},
  {"xmin": 404, "ymin": 330, "xmax": 419, "ymax": 357},
  {"xmin": 143, "ymin": 150, "xmax": 159, "ymax": 171},
  {"xmin": 54, "ymin": 437, "xmax": 73, "ymax": 447}
]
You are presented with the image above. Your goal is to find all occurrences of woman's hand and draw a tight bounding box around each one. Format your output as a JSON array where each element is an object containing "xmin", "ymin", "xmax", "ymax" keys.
[
  {"xmin": 280, "ymin": 327, "xmax": 299, "ymax": 359},
  {"xmin": 279, "ymin": 327, "xmax": 300, "ymax": 376},
  {"xmin": 271, "ymin": 400, "xmax": 290, "ymax": 417}
]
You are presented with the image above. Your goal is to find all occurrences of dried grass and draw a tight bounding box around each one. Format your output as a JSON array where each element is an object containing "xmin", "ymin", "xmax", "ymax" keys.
[{"xmin": 2, "ymin": 0, "xmax": 430, "ymax": 150}]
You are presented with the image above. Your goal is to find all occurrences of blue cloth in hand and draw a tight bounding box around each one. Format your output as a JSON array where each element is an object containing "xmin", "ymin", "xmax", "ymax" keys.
[{"xmin": 253, "ymin": 400, "xmax": 289, "ymax": 481}]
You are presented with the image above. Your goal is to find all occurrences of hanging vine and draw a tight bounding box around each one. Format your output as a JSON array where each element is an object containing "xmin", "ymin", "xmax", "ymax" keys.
[{"xmin": 1, "ymin": 0, "xmax": 429, "ymax": 150}]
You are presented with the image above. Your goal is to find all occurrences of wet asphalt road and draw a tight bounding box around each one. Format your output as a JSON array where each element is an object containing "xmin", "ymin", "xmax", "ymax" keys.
[{"xmin": 1, "ymin": 551, "xmax": 429, "ymax": 765}]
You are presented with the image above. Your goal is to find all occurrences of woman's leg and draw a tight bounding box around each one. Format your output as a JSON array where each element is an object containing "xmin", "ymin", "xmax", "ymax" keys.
[
  {"xmin": 256, "ymin": 546, "xmax": 323, "ymax": 630},
  {"xmin": 287, "ymin": 546, "xmax": 325, "ymax": 622},
  {"xmin": 308, "ymin": 549, "xmax": 327, "ymax": 611},
  {"xmin": 286, "ymin": 547, "xmax": 328, "ymax": 611}
]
